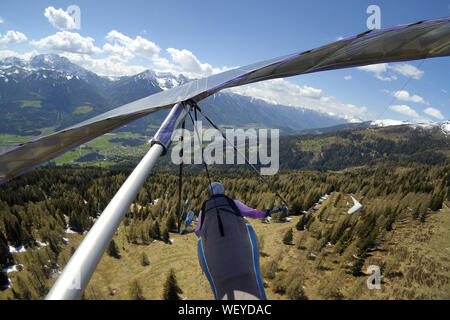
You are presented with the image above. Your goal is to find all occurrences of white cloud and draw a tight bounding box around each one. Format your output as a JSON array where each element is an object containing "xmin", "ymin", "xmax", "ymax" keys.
[
  {"xmin": 389, "ymin": 104, "xmax": 420, "ymax": 118},
  {"xmin": 0, "ymin": 49, "xmax": 39, "ymax": 61},
  {"xmin": 105, "ymin": 30, "xmax": 131, "ymax": 45},
  {"xmin": 392, "ymin": 90, "xmax": 429, "ymax": 105},
  {"xmin": 44, "ymin": 6, "xmax": 76, "ymax": 30},
  {"xmin": 104, "ymin": 30, "xmax": 160, "ymax": 60},
  {"xmin": 131, "ymin": 36, "xmax": 161, "ymax": 59},
  {"xmin": 50, "ymin": 30, "xmax": 230, "ymax": 77},
  {"xmin": 390, "ymin": 63, "xmax": 424, "ymax": 80},
  {"xmin": 102, "ymin": 42, "xmax": 134, "ymax": 59},
  {"xmin": 231, "ymin": 79, "xmax": 323, "ymax": 103},
  {"xmin": 166, "ymin": 48, "xmax": 220, "ymax": 77},
  {"xmin": 101, "ymin": 30, "xmax": 192, "ymax": 76},
  {"xmin": 424, "ymin": 107, "xmax": 444, "ymax": 120},
  {"xmin": 358, "ymin": 63, "xmax": 397, "ymax": 81},
  {"xmin": 60, "ymin": 52, "xmax": 147, "ymax": 76},
  {"xmin": 0, "ymin": 30, "xmax": 28, "ymax": 44},
  {"xmin": 0, "ymin": 17, "xmax": 4, "ymax": 24},
  {"xmin": 299, "ymin": 85, "xmax": 322, "ymax": 99},
  {"xmin": 164, "ymin": 47, "xmax": 232, "ymax": 78},
  {"xmin": 344, "ymin": 75, "xmax": 352, "ymax": 80},
  {"xmin": 358, "ymin": 63, "xmax": 424, "ymax": 81},
  {"xmin": 29, "ymin": 29, "xmax": 230, "ymax": 78},
  {"xmin": 230, "ymin": 78, "xmax": 368, "ymax": 120},
  {"xmin": 31, "ymin": 31, "xmax": 101, "ymax": 55},
  {"xmin": 442, "ymin": 89, "xmax": 448, "ymax": 94},
  {"xmin": 358, "ymin": 63, "xmax": 387, "ymax": 74}
]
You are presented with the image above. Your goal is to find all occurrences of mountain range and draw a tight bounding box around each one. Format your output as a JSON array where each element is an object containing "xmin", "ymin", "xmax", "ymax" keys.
[{"xmin": 0, "ymin": 54, "xmax": 347, "ymax": 136}]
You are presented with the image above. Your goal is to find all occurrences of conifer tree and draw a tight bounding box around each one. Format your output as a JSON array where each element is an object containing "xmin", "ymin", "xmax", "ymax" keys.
[
  {"xmin": 14, "ymin": 275, "xmax": 35, "ymax": 300},
  {"xmin": 107, "ymin": 239, "xmax": 121, "ymax": 259},
  {"xmin": 296, "ymin": 231, "xmax": 308, "ymax": 250},
  {"xmin": 420, "ymin": 211, "xmax": 427, "ymax": 223},
  {"xmin": 0, "ymin": 231, "xmax": 13, "ymax": 269},
  {"xmin": 429, "ymin": 194, "xmax": 443, "ymax": 211},
  {"xmin": 258, "ymin": 235, "xmax": 265, "ymax": 256},
  {"xmin": 412, "ymin": 207, "xmax": 420, "ymax": 220},
  {"xmin": 286, "ymin": 278, "xmax": 308, "ymax": 300},
  {"xmin": 283, "ymin": 228, "xmax": 293, "ymax": 245},
  {"xmin": 166, "ymin": 213, "xmax": 177, "ymax": 232},
  {"xmin": 272, "ymin": 273, "xmax": 286, "ymax": 295},
  {"xmin": 351, "ymin": 257, "xmax": 365, "ymax": 276},
  {"xmin": 162, "ymin": 269, "xmax": 183, "ymax": 300},
  {"xmin": 296, "ymin": 214, "xmax": 309, "ymax": 231},
  {"xmin": 141, "ymin": 252, "xmax": 150, "ymax": 266},
  {"xmin": 129, "ymin": 279, "xmax": 145, "ymax": 300},
  {"xmin": 289, "ymin": 200, "xmax": 302, "ymax": 215},
  {"xmin": 0, "ymin": 271, "xmax": 8, "ymax": 289},
  {"xmin": 152, "ymin": 221, "xmax": 161, "ymax": 240},
  {"xmin": 261, "ymin": 258, "xmax": 279, "ymax": 280},
  {"xmin": 162, "ymin": 227, "xmax": 170, "ymax": 243},
  {"xmin": 69, "ymin": 208, "xmax": 91, "ymax": 233}
]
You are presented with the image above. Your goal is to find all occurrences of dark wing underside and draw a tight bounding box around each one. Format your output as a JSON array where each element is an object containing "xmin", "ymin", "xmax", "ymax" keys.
[{"xmin": 1, "ymin": 17, "xmax": 449, "ymax": 183}]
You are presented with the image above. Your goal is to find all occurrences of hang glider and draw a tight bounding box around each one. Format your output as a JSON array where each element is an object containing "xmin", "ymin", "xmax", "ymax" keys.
[{"xmin": 1, "ymin": 16, "xmax": 449, "ymax": 184}]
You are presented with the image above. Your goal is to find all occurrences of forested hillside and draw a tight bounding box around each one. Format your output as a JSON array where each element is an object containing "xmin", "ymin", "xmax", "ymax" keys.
[
  {"xmin": 0, "ymin": 163, "xmax": 448, "ymax": 299},
  {"xmin": 279, "ymin": 124, "xmax": 449, "ymax": 170},
  {"xmin": 33, "ymin": 121, "xmax": 449, "ymax": 172}
]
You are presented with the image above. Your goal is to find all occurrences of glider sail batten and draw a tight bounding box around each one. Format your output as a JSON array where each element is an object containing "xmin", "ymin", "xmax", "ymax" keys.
[{"xmin": 1, "ymin": 17, "xmax": 449, "ymax": 184}]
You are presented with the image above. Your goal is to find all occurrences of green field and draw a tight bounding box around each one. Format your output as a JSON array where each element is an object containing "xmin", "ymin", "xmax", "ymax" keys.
[
  {"xmin": 52, "ymin": 132, "xmax": 148, "ymax": 166},
  {"xmin": 0, "ymin": 134, "xmax": 31, "ymax": 154},
  {"xmin": 19, "ymin": 100, "xmax": 41, "ymax": 108},
  {"xmin": 0, "ymin": 130, "xmax": 149, "ymax": 166},
  {"xmin": 73, "ymin": 106, "xmax": 93, "ymax": 114}
]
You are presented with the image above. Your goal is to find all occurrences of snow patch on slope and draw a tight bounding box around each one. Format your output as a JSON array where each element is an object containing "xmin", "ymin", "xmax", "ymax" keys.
[
  {"xmin": 370, "ymin": 119, "xmax": 411, "ymax": 127},
  {"xmin": 440, "ymin": 120, "xmax": 450, "ymax": 135}
]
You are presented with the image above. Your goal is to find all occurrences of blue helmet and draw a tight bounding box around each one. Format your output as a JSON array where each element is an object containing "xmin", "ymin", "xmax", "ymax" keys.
[{"xmin": 207, "ymin": 182, "xmax": 225, "ymax": 197}]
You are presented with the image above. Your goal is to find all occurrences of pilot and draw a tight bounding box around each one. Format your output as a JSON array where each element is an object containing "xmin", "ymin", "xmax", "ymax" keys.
[{"xmin": 195, "ymin": 182, "xmax": 268, "ymax": 300}]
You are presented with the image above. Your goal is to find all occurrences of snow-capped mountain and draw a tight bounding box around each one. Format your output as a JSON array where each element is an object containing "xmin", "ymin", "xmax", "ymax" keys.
[
  {"xmin": 154, "ymin": 72, "xmax": 190, "ymax": 90},
  {"xmin": 370, "ymin": 119, "xmax": 450, "ymax": 136},
  {"xmin": 0, "ymin": 54, "xmax": 111, "ymax": 90},
  {"xmin": 29, "ymin": 55, "xmax": 91, "ymax": 78},
  {"xmin": 441, "ymin": 121, "xmax": 450, "ymax": 135},
  {"xmin": 0, "ymin": 53, "xmax": 348, "ymax": 135}
]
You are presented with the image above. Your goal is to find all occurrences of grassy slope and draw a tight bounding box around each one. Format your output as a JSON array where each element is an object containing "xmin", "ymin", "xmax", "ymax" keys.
[{"xmin": 1, "ymin": 199, "xmax": 448, "ymax": 300}]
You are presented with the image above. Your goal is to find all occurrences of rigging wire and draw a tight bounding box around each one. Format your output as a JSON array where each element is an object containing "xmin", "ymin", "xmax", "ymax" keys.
[
  {"xmin": 187, "ymin": 108, "xmax": 225, "ymax": 236},
  {"xmin": 373, "ymin": 58, "xmax": 427, "ymax": 121},
  {"xmin": 176, "ymin": 120, "xmax": 185, "ymax": 233},
  {"xmin": 190, "ymin": 102, "xmax": 290, "ymax": 209}
]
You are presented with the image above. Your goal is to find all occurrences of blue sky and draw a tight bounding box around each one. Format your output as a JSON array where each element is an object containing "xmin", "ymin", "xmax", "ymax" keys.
[{"xmin": 0, "ymin": 0, "xmax": 449, "ymax": 122}]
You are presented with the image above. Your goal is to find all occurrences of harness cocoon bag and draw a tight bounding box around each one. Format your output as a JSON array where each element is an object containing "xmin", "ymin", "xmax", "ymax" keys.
[{"xmin": 198, "ymin": 195, "xmax": 266, "ymax": 300}]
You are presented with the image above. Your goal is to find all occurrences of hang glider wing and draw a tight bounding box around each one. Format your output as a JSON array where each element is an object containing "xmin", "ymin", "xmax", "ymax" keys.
[
  {"xmin": 185, "ymin": 210, "xmax": 195, "ymax": 229},
  {"xmin": 1, "ymin": 17, "xmax": 449, "ymax": 183}
]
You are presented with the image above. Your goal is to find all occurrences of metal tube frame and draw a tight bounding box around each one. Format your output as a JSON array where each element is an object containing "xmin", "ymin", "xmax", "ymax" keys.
[{"xmin": 46, "ymin": 102, "xmax": 191, "ymax": 300}]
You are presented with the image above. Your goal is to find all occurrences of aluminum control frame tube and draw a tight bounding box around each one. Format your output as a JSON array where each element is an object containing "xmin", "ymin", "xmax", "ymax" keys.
[{"xmin": 46, "ymin": 101, "xmax": 191, "ymax": 300}]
